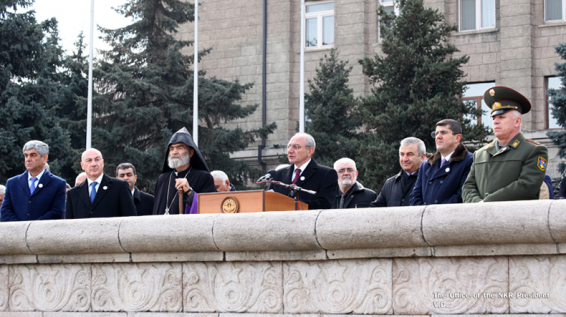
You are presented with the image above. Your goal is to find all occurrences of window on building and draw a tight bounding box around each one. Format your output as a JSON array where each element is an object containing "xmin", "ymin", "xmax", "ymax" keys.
[
  {"xmin": 459, "ymin": 0, "xmax": 495, "ymax": 31},
  {"xmin": 545, "ymin": 0, "xmax": 566, "ymax": 22},
  {"xmin": 305, "ymin": 2, "xmax": 334, "ymax": 48},
  {"xmin": 378, "ymin": 0, "xmax": 399, "ymax": 40},
  {"xmin": 461, "ymin": 82, "xmax": 496, "ymax": 128},
  {"xmin": 547, "ymin": 76, "xmax": 562, "ymax": 129}
]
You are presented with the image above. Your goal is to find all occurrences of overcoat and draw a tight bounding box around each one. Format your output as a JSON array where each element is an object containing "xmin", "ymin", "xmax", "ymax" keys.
[
  {"xmin": 462, "ymin": 132, "xmax": 548, "ymax": 202},
  {"xmin": 336, "ymin": 181, "xmax": 377, "ymax": 208},
  {"xmin": 410, "ymin": 143, "xmax": 473, "ymax": 205},
  {"xmin": 133, "ymin": 187, "xmax": 155, "ymax": 216},
  {"xmin": 371, "ymin": 170, "xmax": 418, "ymax": 207},
  {"xmin": 1, "ymin": 170, "xmax": 66, "ymax": 221},
  {"xmin": 66, "ymin": 174, "xmax": 137, "ymax": 219}
]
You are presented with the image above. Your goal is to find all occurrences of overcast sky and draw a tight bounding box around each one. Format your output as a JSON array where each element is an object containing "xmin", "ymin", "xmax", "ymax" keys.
[{"xmin": 30, "ymin": 0, "xmax": 131, "ymax": 56}]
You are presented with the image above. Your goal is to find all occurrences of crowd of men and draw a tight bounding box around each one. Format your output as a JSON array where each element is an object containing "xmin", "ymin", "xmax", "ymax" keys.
[{"xmin": 1, "ymin": 86, "xmax": 566, "ymax": 222}]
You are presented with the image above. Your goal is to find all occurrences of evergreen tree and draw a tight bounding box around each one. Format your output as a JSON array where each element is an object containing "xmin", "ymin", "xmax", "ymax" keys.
[
  {"xmin": 305, "ymin": 49, "xmax": 363, "ymax": 168},
  {"xmin": 0, "ymin": 0, "xmax": 74, "ymax": 183},
  {"xmin": 357, "ymin": 0, "xmax": 489, "ymax": 191},
  {"xmin": 94, "ymin": 0, "xmax": 275, "ymax": 192},
  {"xmin": 547, "ymin": 43, "xmax": 566, "ymax": 173}
]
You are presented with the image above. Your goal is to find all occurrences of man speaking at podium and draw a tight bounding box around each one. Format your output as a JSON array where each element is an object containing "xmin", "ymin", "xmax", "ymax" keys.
[{"xmin": 268, "ymin": 133, "xmax": 338, "ymax": 209}]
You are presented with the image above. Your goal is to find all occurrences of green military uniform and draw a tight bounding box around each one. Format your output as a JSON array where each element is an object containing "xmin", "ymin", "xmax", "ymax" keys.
[
  {"xmin": 462, "ymin": 132, "xmax": 548, "ymax": 202},
  {"xmin": 462, "ymin": 86, "xmax": 549, "ymax": 203}
]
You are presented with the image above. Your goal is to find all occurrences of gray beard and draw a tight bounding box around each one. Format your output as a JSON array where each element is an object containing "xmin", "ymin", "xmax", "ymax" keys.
[
  {"xmin": 168, "ymin": 153, "xmax": 190, "ymax": 170},
  {"xmin": 338, "ymin": 179, "xmax": 355, "ymax": 187}
]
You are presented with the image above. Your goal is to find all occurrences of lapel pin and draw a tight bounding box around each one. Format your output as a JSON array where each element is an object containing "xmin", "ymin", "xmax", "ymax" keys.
[
  {"xmin": 445, "ymin": 167, "xmax": 450, "ymax": 173},
  {"xmin": 103, "ymin": 186, "xmax": 108, "ymax": 190},
  {"xmin": 38, "ymin": 184, "xmax": 43, "ymax": 188},
  {"xmin": 300, "ymin": 176, "xmax": 305, "ymax": 181}
]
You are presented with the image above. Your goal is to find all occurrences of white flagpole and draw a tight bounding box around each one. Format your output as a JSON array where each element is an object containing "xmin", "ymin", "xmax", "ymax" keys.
[
  {"xmin": 299, "ymin": 0, "xmax": 305, "ymax": 133},
  {"xmin": 86, "ymin": 0, "xmax": 95, "ymax": 149},
  {"xmin": 193, "ymin": 0, "xmax": 199, "ymax": 146}
]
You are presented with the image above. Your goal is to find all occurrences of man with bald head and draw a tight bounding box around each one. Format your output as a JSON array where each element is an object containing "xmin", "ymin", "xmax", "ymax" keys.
[
  {"xmin": 66, "ymin": 148, "xmax": 137, "ymax": 218},
  {"xmin": 75, "ymin": 172, "xmax": 87, "ymax": 187}
]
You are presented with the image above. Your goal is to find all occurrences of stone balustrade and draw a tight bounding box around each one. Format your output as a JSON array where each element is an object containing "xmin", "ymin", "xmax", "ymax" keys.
[{"xmin": 0, "ymin": 199, "xmax": 564, "ymax": 316}]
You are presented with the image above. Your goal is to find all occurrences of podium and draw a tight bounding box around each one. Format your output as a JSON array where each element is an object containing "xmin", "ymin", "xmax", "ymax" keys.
[{"xmin": 197, "ymin": 190, "xmax": 308, "ymax": 214}]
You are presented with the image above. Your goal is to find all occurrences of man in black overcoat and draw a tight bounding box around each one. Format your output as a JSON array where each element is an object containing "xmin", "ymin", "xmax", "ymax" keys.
[{"xmin": 66, "ymin": 148, "xmax": 137, "ymax": 219}]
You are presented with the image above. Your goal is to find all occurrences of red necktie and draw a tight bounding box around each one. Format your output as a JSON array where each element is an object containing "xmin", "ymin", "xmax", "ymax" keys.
[{"xmin": 292, "ymin": 169, "xmax": 301, "ymax": 184}]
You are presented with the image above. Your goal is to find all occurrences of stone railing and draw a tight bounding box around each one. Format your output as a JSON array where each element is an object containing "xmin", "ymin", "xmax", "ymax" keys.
[{"xmin": 0, "ymin": 199, "xmax": 565, "ymax": 315}]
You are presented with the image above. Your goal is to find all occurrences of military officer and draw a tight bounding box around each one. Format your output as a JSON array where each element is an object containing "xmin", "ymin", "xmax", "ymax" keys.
[{"xmin": 462, "ymin": 86, "xmax": 548, "ymax": 203}]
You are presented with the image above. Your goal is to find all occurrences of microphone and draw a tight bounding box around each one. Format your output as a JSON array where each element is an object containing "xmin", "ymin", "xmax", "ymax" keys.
[{"xmin": 257, "ymin": 169, "xmax": 277, "ymax": 183}]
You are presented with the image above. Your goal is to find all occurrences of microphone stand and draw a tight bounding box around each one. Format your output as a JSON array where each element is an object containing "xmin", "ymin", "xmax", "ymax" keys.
[{"xmin": 258, "ymin": 179, "xmax": 316, "ymax": 211}]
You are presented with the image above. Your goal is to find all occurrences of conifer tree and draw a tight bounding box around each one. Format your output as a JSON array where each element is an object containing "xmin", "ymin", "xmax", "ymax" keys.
[
  {"xmin": 94, "ymin": 0, "xmax": 276, "ymax": 192},
  {"xmin": 547, "ymin": 43, "xmax": 566, "ymax": 173},
  {"xmin": 0, "ymin": 0, "xmax": 74, "ymax": 183},
  {"xmin": 305, "ymin": 49, "xmax": 363, "ymax": 169},
  {"xmin": 357, "ymin": 0, "xmax": 489, "ymax": 191}
]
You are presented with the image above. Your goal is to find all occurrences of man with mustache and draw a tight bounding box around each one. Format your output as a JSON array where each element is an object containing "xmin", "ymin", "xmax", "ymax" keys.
[
  {"xmin": 268, "ymin": 133, "xmax": 338, "ymax": 209},
  {"xmin": 66, "ymin": 148, "xmax": 137, "ymax": 218},
  {"xmin": 153, "ymin": 127, "xmax": 216, "ymax": 215},
  {"xmin": 410, "ymin": 119, "xmax": 473, "ymax": 205},
  {"xmin": 463, "ymin": 86, "xmax": 548, "ymax": 202},
  {"xmin": 371, "ymin": 137, "xmax": 426, "ymax": 207},
  {"xmin": 334, "ymin": 158, "xmax": 376, "ymax": 209}
]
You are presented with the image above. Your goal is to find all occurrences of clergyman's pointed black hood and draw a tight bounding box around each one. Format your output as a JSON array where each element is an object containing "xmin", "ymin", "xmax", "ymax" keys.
[{"xmin": 161, "ymin": 127, "xmax": 210, "ymax": 173}]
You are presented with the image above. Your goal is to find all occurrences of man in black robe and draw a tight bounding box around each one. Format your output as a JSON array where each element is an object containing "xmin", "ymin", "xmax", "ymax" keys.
[{"xmin": 152, "ymin": 127, "xmax": 216, "ymax": 215}]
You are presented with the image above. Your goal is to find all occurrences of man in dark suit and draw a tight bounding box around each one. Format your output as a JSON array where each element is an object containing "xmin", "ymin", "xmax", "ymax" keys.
[
  {"xmin": 66, "ymin": 148, "xmax": 137, "ymax": 219},
  {"xmin": 1, "ymin": 140, "xmax": 66, "ymax": 221},
  {"xmin": 269, "ymin": 133, "xmax": 338, "ymax": 209},
  {"xmin": 116, "ymin": 163, "xmax": 154, "ymax": 216},
  {"xmin": 410, "ymin": 119, "xmax": 473, "ymax": 205},
  {"xmin": 334, "ymin": 158, "xmax": 377, "ymax": 208}
]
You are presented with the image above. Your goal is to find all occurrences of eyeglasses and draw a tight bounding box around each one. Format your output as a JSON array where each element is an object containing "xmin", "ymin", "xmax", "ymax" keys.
[
  {"xmin": 287, "ymin": 144, "xmax": 311, "ymax": 150},
  {"xmin": 431, "ymin": 130, "xmax": 455, "ymax": 138},
  {"xmin": 337, "ymin": 168, "xmax": 356, "ymax": 174}
]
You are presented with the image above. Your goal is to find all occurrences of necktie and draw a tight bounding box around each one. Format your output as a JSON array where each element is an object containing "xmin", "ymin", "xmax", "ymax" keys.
[
  {"xmin": 441, "ymin": 158, "xmax": 447, "ymax": 166},
  {"xmin": 339, "ymin": 193, "xmax": 345, "ymax": 209},
  {"xmin": 29, "ymin": 177, "xmax": 38, "ymax": 194},
  {"xmin": 90, "ymin": 181, "xmax": 98, "ymax": 203},
  {"xmin": 292, "ymin": 169, "xmax": 301, "ymax": 184}
]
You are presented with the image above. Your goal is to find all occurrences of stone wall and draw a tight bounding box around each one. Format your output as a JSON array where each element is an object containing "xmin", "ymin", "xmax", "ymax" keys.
[{"xmin": 0, "ymin": 199, "xmax": 565, "ymax": 315}]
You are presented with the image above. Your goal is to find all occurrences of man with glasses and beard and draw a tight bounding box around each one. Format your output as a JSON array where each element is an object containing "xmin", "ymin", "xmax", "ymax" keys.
[
  {"xmin": 153, "ymin": 127, "xmax": 216, "ymax": 215},
  {"xmin": 410, "ymin": 119, "xmax": 473, "ymax": 205},
  {"xmin": 334, "ymin": 158, "xmax": 376, "ymax": 209}
]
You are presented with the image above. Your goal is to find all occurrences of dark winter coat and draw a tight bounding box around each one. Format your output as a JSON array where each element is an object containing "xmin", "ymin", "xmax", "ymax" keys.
[
  {"xmin": 336, "ymin": 181, "xmax": 377, "ymax": 209},
  {"xmin": 371, "ymin": 170, "xmax": 418, "ymax": 207},
  {"xmin": 410, "ymin": 143, "xmax": 473, "ymax": 205}
]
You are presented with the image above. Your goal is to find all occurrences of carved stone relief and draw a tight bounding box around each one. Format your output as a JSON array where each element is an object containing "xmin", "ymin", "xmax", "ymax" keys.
[
  {"xmin": 183, "ymin": 262, "xmax": 282, "ymax": 313},
  {"xmin": 510, "ymin": 255, "xmax": 566, "ymax": 313},
  {"xmin": 392, "ymin": 257, "xmax": 508, "ymax": 314},
  {"xmin": 283, "ymin": 259, "xmax": 392, "ymax": 314},
  {"xmin": 0, "ymin": 266, "xmax": 8, "ymax": 311},
  {"xmin": 92, "ymin": 263, "xmax": 182, "ymax": 312},
  {"xmin": 9, "ymin": 264, "xmax": 90, "ymax": 311}
]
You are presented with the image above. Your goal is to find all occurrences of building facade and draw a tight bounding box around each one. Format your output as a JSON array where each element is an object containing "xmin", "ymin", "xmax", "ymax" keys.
[{"xmin": 179, "ymin": 0, "xmax": 566, "ymax": 177}]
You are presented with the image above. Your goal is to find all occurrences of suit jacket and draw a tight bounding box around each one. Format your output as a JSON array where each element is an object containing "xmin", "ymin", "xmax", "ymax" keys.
[
  {"xmin": 133, "ymin": 187, "xmax": 155, "ymax": 216},
  {"xmin": 269, "ymin": 159, "xmax": 338, "ymax": 209},
  {"xmin": 66, "ymin": 174, "xmax": 137, "ymax": 219},
  {"xmin": 410, "ymin": 143, "xmax": 473, "ymax": 205},
  {"xmin": 0, "ymin": 170, "xmax": 66, "ymax": 221}
]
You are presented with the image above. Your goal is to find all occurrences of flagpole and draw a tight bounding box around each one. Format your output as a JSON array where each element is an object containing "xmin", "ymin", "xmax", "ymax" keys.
[
  {"xmin": 86, "ymin": 0, "xmax": 95, "ymax": 149},
  {"xmin": 299, "ymin": 0, "xmax": 305, "ymax": 133},
  {"xmin": 193, "ymin": 0, "xmax": 199, "ymax": 146}
]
